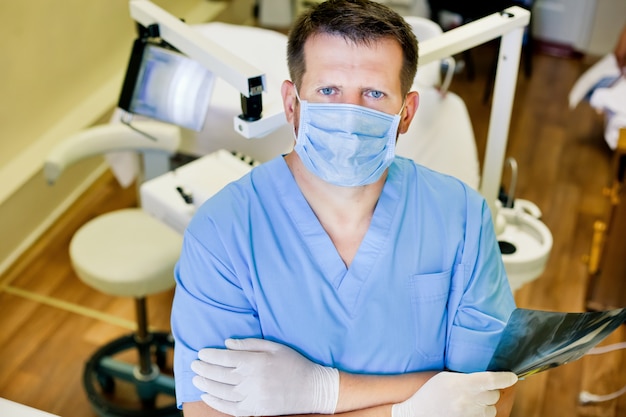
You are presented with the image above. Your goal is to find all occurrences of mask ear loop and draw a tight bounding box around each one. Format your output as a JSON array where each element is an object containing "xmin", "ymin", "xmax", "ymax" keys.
[
  {"xmin": 293, "ymin": 83, "xmax": 302, "ymax": 104},
  {"xmin": 292, "ymin": 83, "xmax": 301, "ymax": 141},
  {"xmin": 397, "ymin": 98, "xmax": 407, "ymax": 117},
  {"xmin": 292, "ymin": 125, "xmax": 298, "ymax": 141}
]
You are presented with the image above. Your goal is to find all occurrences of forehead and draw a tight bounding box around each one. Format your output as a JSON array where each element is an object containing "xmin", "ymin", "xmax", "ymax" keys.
[{"xmin": 300, "ymin": 33, "xmax": 403, "ymax": 91}]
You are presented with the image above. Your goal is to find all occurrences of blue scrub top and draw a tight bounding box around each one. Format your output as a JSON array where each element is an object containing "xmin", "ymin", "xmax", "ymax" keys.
[{"xmin": 171, "ymin": 155, "xmax": 515, "ymax": 407}]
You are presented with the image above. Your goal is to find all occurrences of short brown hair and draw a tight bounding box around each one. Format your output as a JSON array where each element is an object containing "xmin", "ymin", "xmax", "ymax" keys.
[{"xmin": 287, "ymin": 0, "xmax": 418, "ymax": 96}]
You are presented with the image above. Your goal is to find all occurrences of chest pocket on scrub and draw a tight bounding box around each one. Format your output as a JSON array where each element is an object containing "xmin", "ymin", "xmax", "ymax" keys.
[{"xmin": 408, "ymin": 269, "xmax": 451, "ymax": 361}]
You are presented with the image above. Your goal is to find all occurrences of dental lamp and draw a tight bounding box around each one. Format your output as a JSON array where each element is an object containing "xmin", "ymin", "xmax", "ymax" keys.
[{"xmin": 119, "ymin": 0, "xmax": 285, "ymax": 138}]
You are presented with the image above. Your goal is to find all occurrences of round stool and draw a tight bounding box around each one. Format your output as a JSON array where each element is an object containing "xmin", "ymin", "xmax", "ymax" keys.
[{"xmin": 70, "ymin": 208, "xmax": 183, "ymax": 417}]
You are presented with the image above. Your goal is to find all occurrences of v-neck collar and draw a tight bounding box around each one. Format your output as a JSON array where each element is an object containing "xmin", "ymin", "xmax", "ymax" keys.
[{"xmin": 272, "ymin": 156, "xmax": 403, "ymax": 310}]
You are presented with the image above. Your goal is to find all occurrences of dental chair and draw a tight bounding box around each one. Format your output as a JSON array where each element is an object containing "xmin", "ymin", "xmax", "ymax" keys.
[{"xmin": 44, "ymin": 121, "xmax": 183, "ymax": 417}]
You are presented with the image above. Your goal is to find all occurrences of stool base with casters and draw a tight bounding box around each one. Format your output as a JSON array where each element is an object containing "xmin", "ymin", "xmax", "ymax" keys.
[
  {"xmin": 68, "ymin": 209, "xmax": 183, "ymax": 417},
  {"xmin": 83, "ymin": 297, "xmax": 180, "ymax": 417}
]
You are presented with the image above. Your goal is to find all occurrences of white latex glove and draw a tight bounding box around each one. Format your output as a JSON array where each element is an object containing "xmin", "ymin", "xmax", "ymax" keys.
[
  {"xmin": 191, "ymin": 338, "xmax": 339, "ymax": 416},
  {"xmin": 391, "ymin": 371, "xmax": 517, "ymax": 417}
]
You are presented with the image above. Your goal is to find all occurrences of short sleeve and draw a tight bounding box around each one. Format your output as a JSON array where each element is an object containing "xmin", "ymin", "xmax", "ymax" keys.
[
  {"xmin": 171, "ymin": 217, "xmax": 261, "ymax": 408},
  {"xmin": 446, "ymin": 192, "xmax": 516, "ymax": 372}
]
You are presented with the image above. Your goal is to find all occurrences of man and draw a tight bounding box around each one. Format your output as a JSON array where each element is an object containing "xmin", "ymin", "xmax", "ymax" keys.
[{"xmin": 172, "ymin": 1, "xmax": 518, "ymax": 416}]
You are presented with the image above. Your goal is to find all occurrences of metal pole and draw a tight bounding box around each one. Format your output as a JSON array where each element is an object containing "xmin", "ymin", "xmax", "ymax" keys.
[{"xmin": 479, "ymin": 25, "xmax": 525, "ymax": 217}]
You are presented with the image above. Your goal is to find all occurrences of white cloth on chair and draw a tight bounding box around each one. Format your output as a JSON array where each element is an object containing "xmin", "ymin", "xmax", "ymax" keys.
[
  {"xmin": 590, "ymin": 79, "xmax": 626, "ymax": 150},
  {"xmin": 569, "ymin": 53, "xmax": 625, "ymax": 150},
  {"xmin": 396, "ymin": 86, "xmax": 480, "ymax": 189}
]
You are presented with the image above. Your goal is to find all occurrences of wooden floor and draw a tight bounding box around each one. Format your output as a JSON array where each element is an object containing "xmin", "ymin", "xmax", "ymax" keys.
[{"xmin": 2, "ymin": 42, "xmax": 626, "ymax": 417}]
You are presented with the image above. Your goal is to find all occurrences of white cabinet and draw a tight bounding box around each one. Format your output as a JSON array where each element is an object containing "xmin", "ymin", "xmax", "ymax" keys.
[
  {"xmin": 585, "ymin": 0, "xmax": 626, "ymax": 56},
  {"xmin": 533, "ymin": 0, "xmax": 626, "ymax": 56}
]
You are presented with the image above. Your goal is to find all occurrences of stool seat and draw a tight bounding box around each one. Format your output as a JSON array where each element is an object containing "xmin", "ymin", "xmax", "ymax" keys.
[{"xmin": 70, "ymin": 208, "xmax": 182, "ymax": 298}]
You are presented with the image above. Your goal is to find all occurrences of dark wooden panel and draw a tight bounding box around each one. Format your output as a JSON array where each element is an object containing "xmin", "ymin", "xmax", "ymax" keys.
[{"xmin": 586, "ymin": 130, "xmax": 626, "ymax": 311}]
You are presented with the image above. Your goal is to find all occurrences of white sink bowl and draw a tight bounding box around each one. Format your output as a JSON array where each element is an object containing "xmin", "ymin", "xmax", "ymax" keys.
[{"xmin": 496, "ymin": 207, "xmax": 553, "ymax": 292}]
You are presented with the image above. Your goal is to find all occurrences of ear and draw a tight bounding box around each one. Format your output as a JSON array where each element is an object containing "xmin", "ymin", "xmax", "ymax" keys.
[
  {"xmin": 398, "ymin": 91, "xmax": 419, "ymax": 134},
  {"xmin": 281, "ymin": 80, "xmax": 297, "ymax": 124}
]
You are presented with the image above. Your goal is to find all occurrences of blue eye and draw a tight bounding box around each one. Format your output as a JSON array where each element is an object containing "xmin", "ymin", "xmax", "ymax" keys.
[
  {"xmin": 319, "ymin": 87, "xmax": 334, "ymax": 95},
  {"xmin": 368, "ymin": 90, "xmax": 384, "ymax": 99}
]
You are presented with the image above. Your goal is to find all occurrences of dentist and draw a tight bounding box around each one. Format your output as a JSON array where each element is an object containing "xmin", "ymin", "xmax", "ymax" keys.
[{"xmin": 172, "ymin": 1, "xmax": 518, "ymax": 416}]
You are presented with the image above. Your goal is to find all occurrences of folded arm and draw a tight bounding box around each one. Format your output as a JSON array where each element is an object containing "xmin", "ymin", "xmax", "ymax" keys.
[
  {"xmin": 187, "ymin": 338, "xmax": 517, "ymax": 417},
  {"xmin": 183, "ymin": 373, "xmax": 516, "ymax": 417},
  {"xmin": 183, "ymin": 370, "xmax": 433, "ymax": 417}
]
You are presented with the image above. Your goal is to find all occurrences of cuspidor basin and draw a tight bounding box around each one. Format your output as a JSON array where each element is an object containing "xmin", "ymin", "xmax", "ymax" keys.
[{"xmin": 496, "ymin": 207, "xmax": 553, "ymax": 292}]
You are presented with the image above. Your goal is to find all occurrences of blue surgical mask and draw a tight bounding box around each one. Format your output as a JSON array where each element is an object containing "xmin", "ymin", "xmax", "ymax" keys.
[{"xmin": 293, "ymin": 91, "xmax": 403, "ymax": 187}]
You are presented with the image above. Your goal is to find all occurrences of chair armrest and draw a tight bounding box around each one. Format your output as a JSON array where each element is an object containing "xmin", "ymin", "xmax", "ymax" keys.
[
  {"xmin": 44, "ymin": 121, "xmax": 181, "ymax": 184},
  {"xmin": 440, "ymin": 56, "xmax": 456, "ymax": 94}
]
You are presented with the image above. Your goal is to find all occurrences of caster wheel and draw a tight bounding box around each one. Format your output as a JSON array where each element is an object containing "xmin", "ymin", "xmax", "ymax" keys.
[
  {"xmin": 155, "ymin": 347, "xmax": 168, "ymax": 369},
  {"xmin": 96, "ymin": 372, "xmax": 115, "ymax": 394}
]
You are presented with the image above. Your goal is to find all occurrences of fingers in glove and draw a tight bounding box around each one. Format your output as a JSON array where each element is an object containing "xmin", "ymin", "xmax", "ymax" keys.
[
  {"xmin": 483, "ymin": 404, "xmax": 498, "ymax": 417},
  {"xmin": 191, "ymin": 360, "xmax": 242, "ymax": 385},
  {"xmin": 192, "ymin": 375, "xmax": 245, "ymax": 402},
  {"xmin": 468, "ymin": 371, "xmax": 518, "ymax": 392},
  {"xmin": 198, "ymin": 346, "xmax": 260, "ymax": 368},
  {"xmin": 474, "ymin": 389, "xmax": 501, "ymax": 406}
]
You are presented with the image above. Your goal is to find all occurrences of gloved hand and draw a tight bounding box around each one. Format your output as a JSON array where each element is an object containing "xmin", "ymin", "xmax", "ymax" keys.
[
  {"xmin": 391, "ymin": 371, "xmax": 517, "ymax": 417},
  {"xmin": 191, "ymin": 338, "xmax": 339, "ymax": 416}
]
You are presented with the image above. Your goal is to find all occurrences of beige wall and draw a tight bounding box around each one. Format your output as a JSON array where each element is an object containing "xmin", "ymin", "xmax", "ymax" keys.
[
  {"xmin": 1, "ymin": 2, "xmax": 132, "ymax": 169},
  {"xmin": 0, "ymin": 0, "xmax": 255, "ymax": 275}
]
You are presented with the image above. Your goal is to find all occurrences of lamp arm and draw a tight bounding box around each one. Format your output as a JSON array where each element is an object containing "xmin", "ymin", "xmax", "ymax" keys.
[{"xmin": 418, "ymin": 6, "xmax": 530, "ymax": 66}]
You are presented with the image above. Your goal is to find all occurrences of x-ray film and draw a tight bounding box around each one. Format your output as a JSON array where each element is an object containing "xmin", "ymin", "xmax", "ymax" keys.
[{"xmin": 487, "ymin": 307, "xmax": 626, "ymax": 378}]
